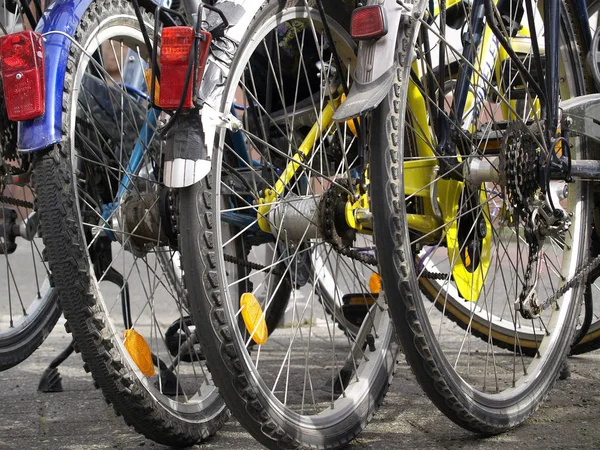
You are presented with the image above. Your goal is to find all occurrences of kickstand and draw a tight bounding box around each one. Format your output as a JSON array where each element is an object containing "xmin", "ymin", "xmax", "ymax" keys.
[
  {"xmin": 38, "ymin": 339, "xmax": 75, "ymax": 393},
  {"xmin": 559, "ymin": 360, "xmax": 571, "ymax": 380}
]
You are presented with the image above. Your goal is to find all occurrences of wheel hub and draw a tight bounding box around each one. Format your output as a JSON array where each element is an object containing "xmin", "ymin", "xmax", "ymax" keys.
[
  {"xmin": 267, "ymin": 193, "xmax": 323, "ymax": 243},
  {"xmin": 117, "ymin": 189, "xmax": 177, "ymax": 256}
]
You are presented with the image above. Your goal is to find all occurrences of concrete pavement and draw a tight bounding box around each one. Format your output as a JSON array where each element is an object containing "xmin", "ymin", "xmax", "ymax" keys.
[{"xmin": 1, "ymin": 318, "xmax": 600, "ymax": 449}]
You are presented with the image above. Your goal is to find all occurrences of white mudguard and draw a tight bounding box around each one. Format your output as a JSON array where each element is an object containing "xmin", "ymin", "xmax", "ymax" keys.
[{"xmin": 164, "ymin": 0, "xmax": 263, "ymax": 188}]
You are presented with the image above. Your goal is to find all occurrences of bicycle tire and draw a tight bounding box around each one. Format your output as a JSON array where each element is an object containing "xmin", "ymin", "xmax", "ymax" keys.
[
  {"xmin": 180, "ymin": 1, "xmax": 396, "ymax": 448},
  {"xmin": 0, "ymin": 57, "xmax": 60, "ymax": 372}
]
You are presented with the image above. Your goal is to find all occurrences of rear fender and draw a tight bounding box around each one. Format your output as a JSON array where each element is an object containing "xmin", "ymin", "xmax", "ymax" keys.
[
  {"xmin": 18, "ymin": 0, "xmax": 95, "ymax": 152},
  {"xmin": 333, "ymin": 0, "xmax": 411, "ymax": 121},
  {"xmin": 165, "ymin": 0, "xmax": 265, "ymax": 188}
]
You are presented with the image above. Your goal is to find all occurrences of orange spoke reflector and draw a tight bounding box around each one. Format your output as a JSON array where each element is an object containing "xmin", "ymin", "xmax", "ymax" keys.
[
  {"xmin": 464, "ymin": 248, "xmax": 472, "ymax": 268},
  {"xmin": 369, "ymin": 273, "xmax": 382, "ymax": 294},
  {"xmin": 123, "ymin": 329, "xmax": 155, "ymax": 377},
  {"xmin": 240, "ymin": 293, "xmax": 268, "ymax": 345}
]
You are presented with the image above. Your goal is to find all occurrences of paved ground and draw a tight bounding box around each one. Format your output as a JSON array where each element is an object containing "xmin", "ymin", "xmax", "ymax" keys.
[{"xmin": 1, "ymin": 318, "xmax": 600, "ymax": 450}]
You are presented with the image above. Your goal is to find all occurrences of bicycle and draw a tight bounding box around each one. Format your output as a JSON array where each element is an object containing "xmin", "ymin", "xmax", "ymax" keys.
[
  {"xmin": 177, "ymin": 1, "xmax": 398, "ymax": 448},
  {"xmin": 1, "ymin": 0, "xmax": 232, "ymax": 445},
  {"xmin": 4, "ymin": 0, "xmax": 385, "ymax": 445},
  {"xmin": 331, "ymin": 0, "xmax": 598, "ymax": 433},
  {"xmin": 172, "ymin": 0, "xmax": 600, "ymax": 444}
]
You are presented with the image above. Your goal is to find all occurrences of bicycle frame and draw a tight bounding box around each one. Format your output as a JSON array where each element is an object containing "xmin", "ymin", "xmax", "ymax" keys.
[{"xmin": 243, "ymin": 0, "xmax": 593, "ymax": 302}]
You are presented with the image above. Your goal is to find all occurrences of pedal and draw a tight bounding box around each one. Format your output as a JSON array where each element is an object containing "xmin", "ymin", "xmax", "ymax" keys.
[
  {"xmin": 165, "ymin": 317, "xmax": 204, "ymax": 362},
  {"xmin": 341, "ymin": 293, "xmax": 377, "ymax": 328}
]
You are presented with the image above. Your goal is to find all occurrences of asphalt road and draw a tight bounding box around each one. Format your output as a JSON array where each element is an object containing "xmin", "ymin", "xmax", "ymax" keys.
[{"xmin": 1, "ymin": 318, "xmax": 600, "ymax": 450}]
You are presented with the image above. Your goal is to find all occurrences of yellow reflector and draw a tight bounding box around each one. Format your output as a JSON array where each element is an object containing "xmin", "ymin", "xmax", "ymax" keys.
[
  {"xmin": 554, "ymin": 139, "xmax": 563, "ymax": 157},
  {"xmin": 240, "ymin": 292, "xmax": 268, "ymax": 345},
  {"xmin": 464, "ymin": 248, "xmax": 471, "ymax": 267},
  {"xmin": 369, "ymin": 273, "xmax": 382, "ymax": 294},
  {"xmin": 123, "ymin": 329, "xmax": 155, "ymax": 377},
  {"xmin": 144, "ymin": 68, "xmax": 160, "ymax": 104},
  {"xmin": 346, "ymin": 294, "xmax": 376, "ymax": 305}
]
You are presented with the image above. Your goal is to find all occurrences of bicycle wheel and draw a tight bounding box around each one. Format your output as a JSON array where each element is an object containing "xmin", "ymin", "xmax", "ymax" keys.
[
  {"xmin": 419, "ymin": 66, "xmax": 600, "ymax": 357},
  {"xmin": 33, "ymin": 0, "xmax": 228, "ymax": 445},
  {"xmin": 0, "ymin": 2, "xmax": 61, "ymax": 371},
  {"xmin": 371, "ymin": 0, "xmax": 592, "ymax": 433},
  {"xmin": 0, "ymin": 121, "xmax": 59, "ymax": 372},
  {"xmin": 180, "ymin": 1, "xmax": 396, "ymax": 448}
]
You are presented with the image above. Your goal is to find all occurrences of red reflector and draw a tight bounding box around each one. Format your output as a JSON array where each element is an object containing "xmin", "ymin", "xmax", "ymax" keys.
[
  {"xmin": 161, "ymin": 26, "xmax": 194, "ymax": 64},
  {"xmin": 351, "ymin": 6, "xmax": 388, "ymax": 40},
  {"xmin": 0, "ymin": 30, "xmax": 45, "ymax": 121},
  {"xmin": 159, "ymin": 26, "xmax": 212, "ymax": 110}
]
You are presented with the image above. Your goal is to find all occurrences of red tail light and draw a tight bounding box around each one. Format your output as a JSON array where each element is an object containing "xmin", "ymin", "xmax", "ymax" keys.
[
  {"xmin": 159, "ymin": 26, "xmax": 212, "ymax": 110},
  {"xmin": 0, "ymin": 30, "xmax": 45, "ymax": 121},
  {"xmin": 351, "ymin": 6, "xmax": 388, "ymax": 40}
]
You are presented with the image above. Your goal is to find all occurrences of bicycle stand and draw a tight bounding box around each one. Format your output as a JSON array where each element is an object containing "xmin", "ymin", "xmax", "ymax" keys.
[{"xmin": 38, "ymin": 339, "xmax": 75, "ymax": 393}]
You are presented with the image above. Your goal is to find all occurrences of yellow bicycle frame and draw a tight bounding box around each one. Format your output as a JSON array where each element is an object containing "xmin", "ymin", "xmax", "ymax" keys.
[{"xmin": 256, "ymin": 3, "xmax": 536, "ymax": 302}]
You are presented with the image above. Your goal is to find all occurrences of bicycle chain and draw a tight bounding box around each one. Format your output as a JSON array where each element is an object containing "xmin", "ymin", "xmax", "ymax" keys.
[
  {"xmin": 543, "ymin": 253, "xmax": 600, "ymax": 309},
  {"xmin": 0, "ymin": 195, "xmax": 34, "ymax": 209},
  {"xmin": 503, "ymin": 123, "xmax": 599, "ymax": 315},
  {"xmin": 223, "ymin": 252, "xmax": 284, "ymax": 275},
  {"xmin": 421, "ymin": 269, "xmax": 451, "ymax": 280},
  {"xmin": 220, "ymin": 181, "xmax": 378, "ymax": 275}
]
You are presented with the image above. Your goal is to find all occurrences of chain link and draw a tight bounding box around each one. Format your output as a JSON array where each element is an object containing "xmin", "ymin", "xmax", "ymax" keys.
[
  {"xmin": 503, "ymin": 123, "xmax": 599, "ymax": 314},
  {"xmin": 541, "ymin": 251, "xmax": 600, "ymax": 309},
  {"xmin": 0, "ymin": 195, "xmax": 34, "ymax": 209},
  {"xmin": 222, "ymin": 252, "xmax": 285, "ymax": 275},
  {"xmin": 421, "ymin": 269, "xmax": 451, "ymax": 280}
]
